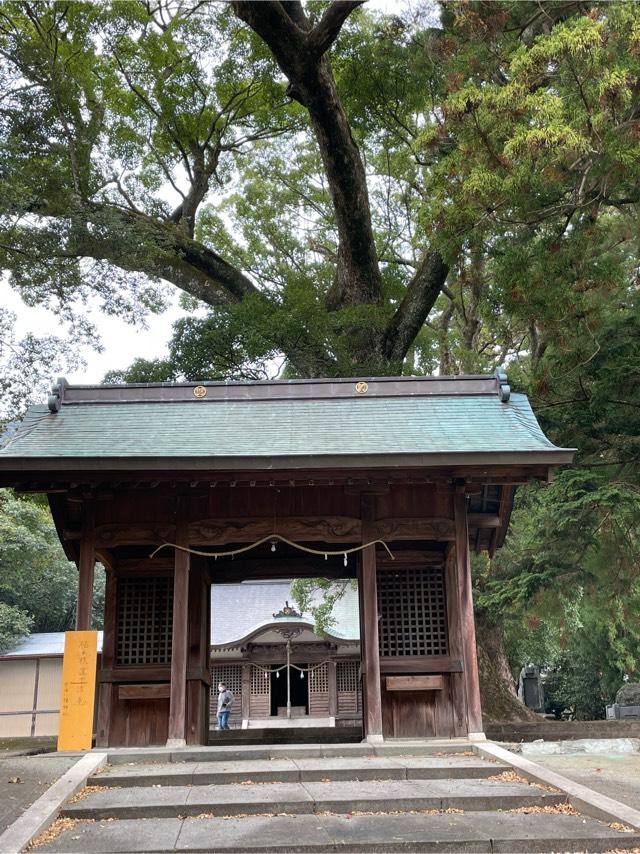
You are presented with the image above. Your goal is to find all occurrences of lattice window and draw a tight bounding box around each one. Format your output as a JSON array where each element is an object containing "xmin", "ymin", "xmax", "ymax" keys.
[
  {"xmin": 250, "ymin": 665, "xmax": 271, "ymax": 695},
  {"xmin": 309, "ymin": 663, "xmax": 328, "ymax": 693},
  {"xmin": 337, "ymin": 660, "xmax": 359, "ymax": 692},
  {"xmin": 211, "ymin": 665, "xmax": 242, "ymax": 701},
  {"xmin": 116, "ymin": 576, "xmax": 173, "ymax": 666},
  {"xmin": 377, "ymin": 566, "xmax": 449, "ymax": 658}
]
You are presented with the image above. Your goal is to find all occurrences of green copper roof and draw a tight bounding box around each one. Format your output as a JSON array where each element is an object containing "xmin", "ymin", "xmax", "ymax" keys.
[{"xmin": 0, "ymin": 375, "xmax": 573, "ymax": 471}]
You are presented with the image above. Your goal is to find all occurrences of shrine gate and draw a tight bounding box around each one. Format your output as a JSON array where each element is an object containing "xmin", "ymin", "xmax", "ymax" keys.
[{"xmin": 0, "ymin": 373, "xmax": 573, "ymax": 746}]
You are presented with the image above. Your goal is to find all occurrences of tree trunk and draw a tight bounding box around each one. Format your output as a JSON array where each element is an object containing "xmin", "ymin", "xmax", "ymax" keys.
[{"xmin": 475, "ymin": 611, "xmax": 539, "ymax": 723}]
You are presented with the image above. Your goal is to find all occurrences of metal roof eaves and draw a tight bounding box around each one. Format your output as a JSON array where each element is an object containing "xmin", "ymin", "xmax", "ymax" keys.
[
  {"xmin": 0, "ymin": 407, "xmax": 51, "ymax": 453},
  {"xmin": 0, "ymin": 449, "xmax": 576, "ymax": 469}
]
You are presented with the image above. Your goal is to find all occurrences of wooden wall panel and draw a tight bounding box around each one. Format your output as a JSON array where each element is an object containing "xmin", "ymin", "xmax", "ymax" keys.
[
  {"xmin": 381, "ymin": 675, "xmax": 456, "ymax": 738},
  {"xmin": 375, "ymin": 485, "xmax": 453, "ymax": 520},
  {"xmin": 377, "ymin": 549, "xmax": 465, "ymax": 738},
  {"xmin": 249, "ymin": 695, "xmax": 270, "ymax": 718},
  {"xmin": 309, "ymin": 693, "xmax": 330, "ymax": 716},
  {"xmin": 92, "ymin": 483, "xmax": 455, "ymax": 534}
]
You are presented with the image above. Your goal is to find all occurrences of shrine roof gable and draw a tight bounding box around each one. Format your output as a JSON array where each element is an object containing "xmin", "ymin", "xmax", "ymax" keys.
[{"xmin": 0, "ymin": 374, "xmax": 574, "ymax": 470}]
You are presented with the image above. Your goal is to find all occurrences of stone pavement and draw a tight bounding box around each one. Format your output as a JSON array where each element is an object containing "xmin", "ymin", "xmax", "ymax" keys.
[
  {"xmin": 0, "ymin": 751, "xmax": 77, "ymax": 834},
  {"xmin": 531, "ymin": 752, "xmax": 640, "ymax": 812},
  {"xmin": 24, "ymin": 744, "xmax": 640, "ymax": 853},
  {"xmin": 34, "ymin": 811, "xmax": 640, "ymax": 853}
]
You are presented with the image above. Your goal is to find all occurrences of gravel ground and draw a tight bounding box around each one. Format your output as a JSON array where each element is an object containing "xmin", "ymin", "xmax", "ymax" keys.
[
  {"xmin": 0, "ymin": 751, "xmax": 78, "ymax": 833},
  {"xmin": 531, "ymin": 752, "xmax": 640, "ymax": 811}
]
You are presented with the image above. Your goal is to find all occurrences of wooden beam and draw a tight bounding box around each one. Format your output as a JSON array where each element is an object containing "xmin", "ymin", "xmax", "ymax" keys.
[
  {"xmin": 167, "ymin": 521, "xmax": 190, "ymax": 747},
  {"xmin": 88, "ymin": 516, "xmax": 362, "ymax": 548},
  {"xmin": 119, "ymin": 684, "xmax": 171, "ymax": 700},
  {"xmin": 454, "ymin": 487, "xmax": 484, "ymax": 737},
  {"xmin": 467, "ymin": 514, "xmax": 501, "ymax": 528},
  {"xmin": 87, "ymin": 515, "xmax": 497, "ymax": 549},
  {"xmin": 76, "ymin": 502, "xmax": 95, "ymax": 630},
  {"xmin": 360, "ymin": 493, "xmax": 383, "ymax": 742},
  {"xmin": 378, "ymin": 656, "xmax": 462, "ymax": 674},
  {"xmin": 385, "ymin": 675, "xmax": 444, "ymax": 691},
  {"xmin": 373, "ymin": 517, "xmax": 455, "ymax": 541}
]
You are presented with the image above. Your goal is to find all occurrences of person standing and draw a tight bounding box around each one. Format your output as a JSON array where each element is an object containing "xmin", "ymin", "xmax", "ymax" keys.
[{"xmin": 217, "ymin": 682, "xmax": 234, "ymax": 730}]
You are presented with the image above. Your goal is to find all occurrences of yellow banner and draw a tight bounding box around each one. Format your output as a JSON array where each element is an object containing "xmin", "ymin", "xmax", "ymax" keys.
[{"xmin": 57, "ymin": 630, "xmax": 98, "ymax": 752}]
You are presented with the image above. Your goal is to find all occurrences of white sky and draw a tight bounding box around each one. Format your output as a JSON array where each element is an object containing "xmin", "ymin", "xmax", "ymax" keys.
[
  {"xmin": 1, "ymin": 276, "xmax": 187, "ymax": 383},
  {"xmin": 3, "ymin": 0, "xmax": 433, "ymax": 386}
]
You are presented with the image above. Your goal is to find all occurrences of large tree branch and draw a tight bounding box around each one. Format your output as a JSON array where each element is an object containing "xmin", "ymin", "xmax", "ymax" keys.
[
  {"xmin": 380, "ymin": 250, "xmax": 449, "ymax": 367},
  {"xmin": 3, "ymin": 201, "xmax": 334, "ymax": 376},
  {"xmin": 307, "ymin": 1, "xmax": 366, "ymax": 58},
  {"xmin": 233, "ymin": 1, "xmax": 382, "ymax": 309}
]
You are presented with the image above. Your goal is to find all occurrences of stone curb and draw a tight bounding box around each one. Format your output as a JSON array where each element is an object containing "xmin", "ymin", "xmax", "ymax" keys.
[
  {"xmin": 474, "ymin": 741, "xmax": 640, "ymax": 831},
  {"xmin": 0, "ymin": 751, "xmax": 107, "ymax": 854}
]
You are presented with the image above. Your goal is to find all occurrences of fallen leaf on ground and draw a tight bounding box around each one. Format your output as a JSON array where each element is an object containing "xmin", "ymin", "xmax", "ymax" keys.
[
  {"xmin": 506, "ymin": 803, "xmax": 579, "ymax": 815},
  {"xmin": 27, "ymin": 818, "xmax": 84, "ymax": 849},
  {"xmin": 69, "ymin": 785, "xmax": 109, "ymax": 803}
]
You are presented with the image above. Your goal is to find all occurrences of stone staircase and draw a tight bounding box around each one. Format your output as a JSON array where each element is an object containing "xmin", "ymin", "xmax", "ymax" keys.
[{"xmin": 34, "ymin": 742, "xmax": 640, "ymax": 852}]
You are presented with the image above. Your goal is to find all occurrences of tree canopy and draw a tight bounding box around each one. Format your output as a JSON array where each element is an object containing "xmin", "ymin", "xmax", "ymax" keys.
[{"xmin": 0, "ymin": 490, "xmax": 104, "ymax": 652}]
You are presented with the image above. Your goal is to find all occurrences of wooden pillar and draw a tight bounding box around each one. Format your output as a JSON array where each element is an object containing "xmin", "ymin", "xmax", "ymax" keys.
[
  {"xmin": 185, "ymin": 558, "xmax": 210, "ymax": 745},
  {"xmin": 241, "ymin": 664, "xmax": 251, "ymax": 726},
  {"xmin": 328, "ymin": 660, "xmax": 338, "ymax": 720},
  {"xmin": 76, "ymin": 502, "xmax": 95, "ymax": 630},
  {"xmin": 96, "ymin": 569, "xmax": 117, "ymax": 747},
  {"xmin": 167, "ymin": 522, "xmax": 190, "ymax": 747},
  {"xmin": 360, "ymin": 493, "xmax": 383, "ymax": 742},
  {"xmin": 453, "ymin": 486, "xmax": 484, "ymax": 738},
  {"xmin": 445, "ymin": 546, "xmax": 468, "ymax": 737}
]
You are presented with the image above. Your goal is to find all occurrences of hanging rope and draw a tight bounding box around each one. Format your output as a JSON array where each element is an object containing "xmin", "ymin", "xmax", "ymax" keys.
[
  {"xmin": 249, "ymin": 660, "xmax": 331, "ymax": 675},
  {"xmin": 149, "ymin": 532, "xmax": 394, "ymax": 562}
]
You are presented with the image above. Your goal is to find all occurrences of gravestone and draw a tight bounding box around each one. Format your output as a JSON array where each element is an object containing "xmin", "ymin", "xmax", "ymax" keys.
[{"xmin": 606, "ymin": 682, "xmax": 640, "ymax": 719}]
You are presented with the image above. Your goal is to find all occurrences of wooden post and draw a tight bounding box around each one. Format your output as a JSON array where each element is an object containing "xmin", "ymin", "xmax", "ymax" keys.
[
  {"xmin": 76, "ymin": 503, "xmax": 95, "ymax": 630},
  {"xmin": 328, "ymin": 660, "xmax": 338, "ymax": 720},
  {"xmin": 96, "ymin": 569, "xmax": 117, "ymax": 747},
  {"xmin": 445, "ymin": 545, "xmax": 468, "ymax": 737},
  {"xmin": 360, "ymin": 493, "xmax": 383, "ymax": 742},
  {"xmin": 241, "ymin": 663, "xmax": 251, "ymax": 727},
  {"xmin": 453, "ymin": 486, "xmax": 484, "ymax": 738},
  {"xmin": 167, "ymin": 522, "xmax": 190, "ymax": 747}
]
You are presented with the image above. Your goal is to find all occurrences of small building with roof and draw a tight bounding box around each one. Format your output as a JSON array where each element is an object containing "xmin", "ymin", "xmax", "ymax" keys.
[
  {"xmin": 0, "ymin": 581, "xmax": 360, "ymax": 736},
  {"xmin": 0, "ymin": 372, "xmax": 573, "ymax": 747}
]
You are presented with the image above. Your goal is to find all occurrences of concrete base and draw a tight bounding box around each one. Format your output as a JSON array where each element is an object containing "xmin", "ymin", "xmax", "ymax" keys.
[
  {"xmin": 165, "ymin": 738, "xmax": 187, "ymax": 749},
  {"xmin": 365, "ymin": 734, "xmax": 384, "ymax": 744},
  {"xmin": 468, "ymin": 731, "xmax": 487, "ymax": 742},
  {"xmin": 246, "ymin": 717, "xmax": 334, "ymax": 729}
]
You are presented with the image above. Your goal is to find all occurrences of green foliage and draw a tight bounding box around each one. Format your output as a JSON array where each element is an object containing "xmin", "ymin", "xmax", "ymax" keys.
[
  {"xmin": 290, "ymin": 578, "xmax": 356, "ymax": 637},
  {"xmin": 0, "ymin": 601, "xmax": 33, "ymax": 654},
  {"xmin": 0, "ymin": 490, "xmax": 105, "ymax": 637}
]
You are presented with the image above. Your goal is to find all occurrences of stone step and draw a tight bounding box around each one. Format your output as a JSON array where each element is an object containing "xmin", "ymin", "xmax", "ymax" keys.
[
  {"xmin": 90, "ymin": 755, "xmax": 505, "ymax": 788},
  {"xmin": 36, "ymin": 810, "xmax": 640, "ymax": 853},
  {"xmin": 103, "ymin": 739, "xmax": 475, "ymax": 766},
  {"xmin": 63, "ymin": 777, "xmax": 565, "ymax": 820},
  {"xmin": 209, "ymin": 725, "xmax": 362, "ymax": 745}
]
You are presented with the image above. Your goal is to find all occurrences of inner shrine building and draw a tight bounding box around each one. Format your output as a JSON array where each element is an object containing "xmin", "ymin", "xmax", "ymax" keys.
[{"xmin": 0, "ymin": 373, "xmax": 573, "ymax": 747}]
